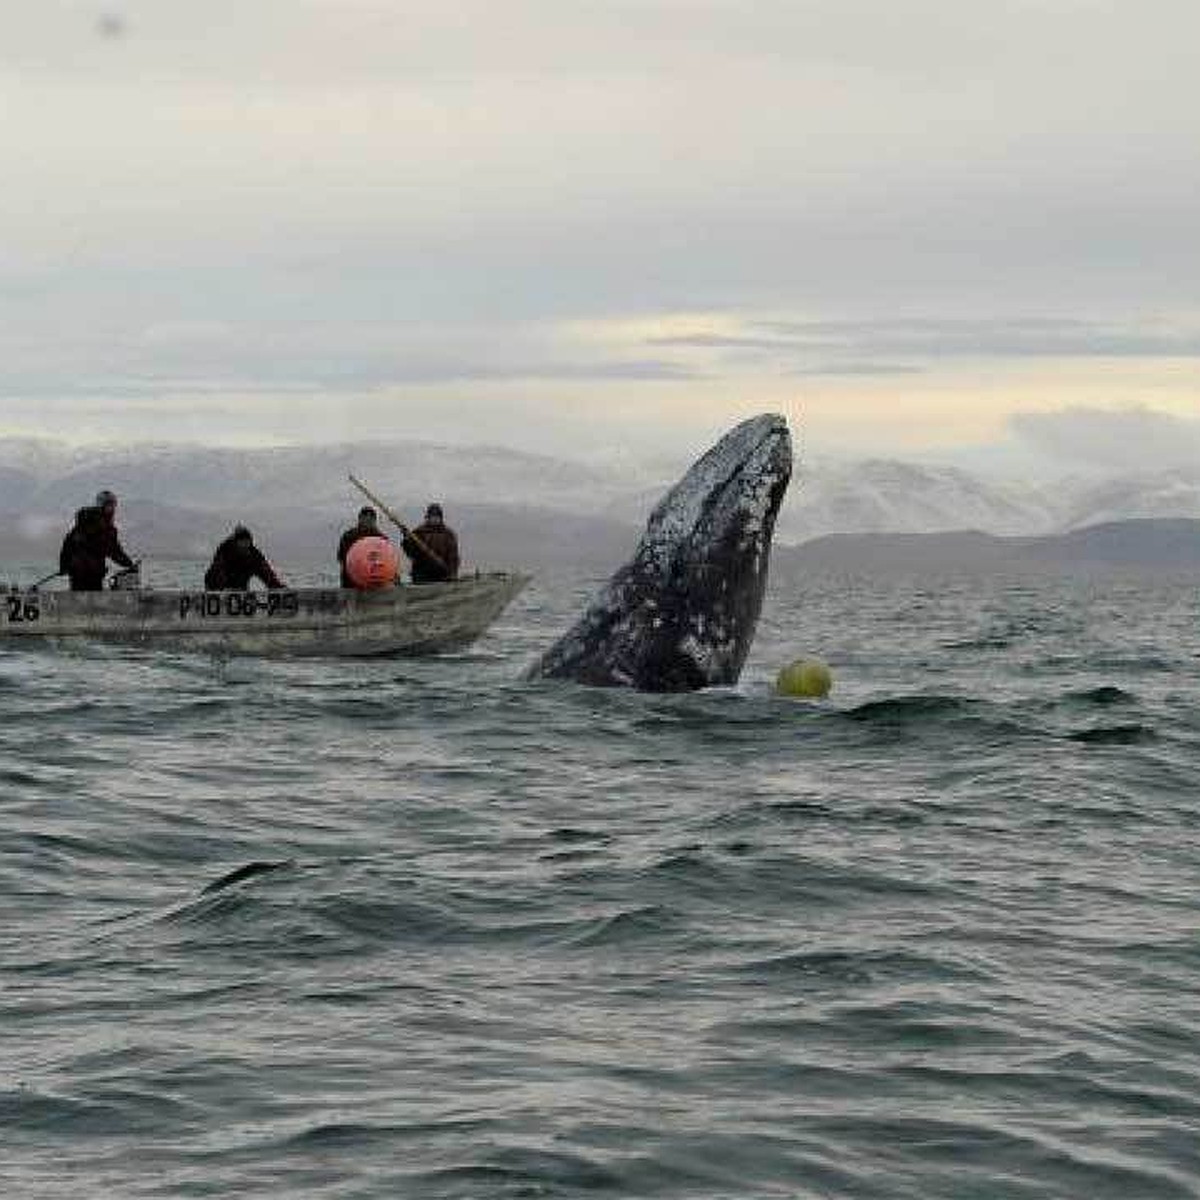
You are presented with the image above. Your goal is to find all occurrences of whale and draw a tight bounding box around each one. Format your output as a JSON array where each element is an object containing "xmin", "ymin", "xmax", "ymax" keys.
[{"xmin": 526, "ymin": 413, "xmax": 793, "ymax": 691}]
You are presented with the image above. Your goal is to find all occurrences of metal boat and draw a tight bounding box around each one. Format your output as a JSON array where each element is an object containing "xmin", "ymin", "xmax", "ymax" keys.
[{"xmin": 0, "ymin": 572, "xmax": 529, "ymax": 657}]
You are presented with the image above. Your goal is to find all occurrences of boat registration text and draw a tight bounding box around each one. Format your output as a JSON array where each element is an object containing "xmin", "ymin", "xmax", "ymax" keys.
[{"xmin": 179, "ymin": 592, "xmax": 301, "ymax": 620}]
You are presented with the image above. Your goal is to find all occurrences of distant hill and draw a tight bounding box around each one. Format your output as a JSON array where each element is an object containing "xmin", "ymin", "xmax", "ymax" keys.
[
  {"xmin": 788, "ymin": 518, "xmax": 1200, "ymax": 571},
  {"xmin": 10, "ymin": 435, "xmax": 1200, "ymax": 575},
  {"xmin": 0, "ymin": 437, "xmax": 647, "ymax": 576},
  {"xmin": 1056, "ymin": 468, "xmax": 1200, "ymax": 531},
  {"xmin": 0, "ymin": 437, "xmax": 630, "ymax": 517},
  {"xmin": 1021, "ymin": 518, "xmax": 1200, "ymax": 566},
  {"xmin": 0, "ymin": 498, "xmax": 641, "ymax": 578},
  {"xmin": 775, "ymin": 458, "xmax": 1060, "ymax": 542}
]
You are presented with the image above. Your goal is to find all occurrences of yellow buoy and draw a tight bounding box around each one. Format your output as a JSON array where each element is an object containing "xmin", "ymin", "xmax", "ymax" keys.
[{"xmin": 776, "ymin": 659, "xmax": 832, "ymax": 699}]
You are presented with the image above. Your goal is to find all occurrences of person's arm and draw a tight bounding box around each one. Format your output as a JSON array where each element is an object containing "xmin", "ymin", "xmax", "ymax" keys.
[
  {"xmin": 205, "ymin": 542, "xmax": 231, "ymax": 589},
  {"xmin": 204, "ymin": 551, "xmax": 223, "ymax": 590},
  {"xmin": 253, "ymin": 549, "xmax": 285, "ymax": 590},
  {"xmin": 59, "ymin": 531, "xmax": 75, "ymax": 576},
  {"xmin": 106, "ymin": 527, "xmax": 135, "ymax": 570},
  {"xmin": 446, "ymin": 531, "xmax": 460, "ymax": 578},
  {"xmin": 403, "ymin": 527, "xmax": 444, "ymax": 573}
]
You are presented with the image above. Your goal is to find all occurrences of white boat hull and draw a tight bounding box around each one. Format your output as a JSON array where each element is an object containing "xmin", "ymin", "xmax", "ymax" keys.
[{"xmin": 0, "ymin": 573, "xmax": 529, "ymax": 657}]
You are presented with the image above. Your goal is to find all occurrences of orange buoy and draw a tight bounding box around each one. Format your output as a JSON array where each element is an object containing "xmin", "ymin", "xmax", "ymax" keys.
[{"xmin": 345, "ymin": 535, "xmax": 399, "ymax": 589}]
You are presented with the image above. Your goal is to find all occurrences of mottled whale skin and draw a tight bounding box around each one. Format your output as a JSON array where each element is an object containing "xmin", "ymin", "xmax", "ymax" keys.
[{"xmin": 527, "ymin": 413, "xmax": 793, "ymax": 691}]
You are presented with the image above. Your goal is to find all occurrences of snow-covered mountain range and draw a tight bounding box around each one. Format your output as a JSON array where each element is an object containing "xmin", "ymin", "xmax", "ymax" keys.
[{"xmin": 4, "ymin": 436, "xmax": 1200, "ymax": 570}]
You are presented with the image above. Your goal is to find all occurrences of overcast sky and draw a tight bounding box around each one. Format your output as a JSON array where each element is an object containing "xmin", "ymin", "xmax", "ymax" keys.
[{"xmin": 2, "ymin": 0, "xmax": 1199, "ymax": 467}]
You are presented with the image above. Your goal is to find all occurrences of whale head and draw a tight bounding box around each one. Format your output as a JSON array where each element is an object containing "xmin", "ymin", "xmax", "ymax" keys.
[{"xmin": 528, "ymin": 413, "xmax": 793, "ymax": 691}]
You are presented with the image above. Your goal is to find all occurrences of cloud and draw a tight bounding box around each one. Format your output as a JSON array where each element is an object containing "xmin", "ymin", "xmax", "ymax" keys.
[
  {"xmin": 748, "ymin": 317, "xmax": 1200, "ymax": 360},
  {"xmin": 789, "ymin": 362, "xmax": 925, "ymax": 377},
  {"xmin": 0, "ymin": 313, "xmax": 699, "ymax": 394},
  {"xmin": 2, "ymin": 3, "xmax": 1200, "ymax": 457},
  {"xmin": 1009, "ymin": 407, "xmax": 1200, "ymax": 471},
  {"xmin": 4, "ymin": 1, "xmax": 1200, "ymax": 318},
  {"xmin": 641, "ymin": 316, "xmax": 1200, "ymax": 378}
]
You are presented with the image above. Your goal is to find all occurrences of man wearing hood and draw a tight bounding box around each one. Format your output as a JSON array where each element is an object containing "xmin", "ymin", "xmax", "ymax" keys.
[
  {"xmin": 402, "ymin": 503, "xmax": 460, "ymax": 584},
  {"xmin": 337, "ymin": 506, "xmax": 390, "ymax": 588},
  {"xmin": 204, "ymin": 525, "xmax": 286, "ymax": 590},
  {"xmin": 59, "ymin": 489, "xmax": 136, "ymax": 591}
]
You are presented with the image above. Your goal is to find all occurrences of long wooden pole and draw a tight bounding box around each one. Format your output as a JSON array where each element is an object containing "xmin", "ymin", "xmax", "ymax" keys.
[{"xmin": 348, "ymin": 474, "xmax": 449, "ymax": 576}]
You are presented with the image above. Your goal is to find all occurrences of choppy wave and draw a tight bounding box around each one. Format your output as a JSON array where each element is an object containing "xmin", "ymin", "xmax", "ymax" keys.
[{"xmin": 2, "ymin": 564, "xmax": 1199, "ymax": 1197}]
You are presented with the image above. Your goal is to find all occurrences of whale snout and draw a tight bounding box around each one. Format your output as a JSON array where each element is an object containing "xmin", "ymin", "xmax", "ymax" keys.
[{"xmin": 528, "ymin": 413, "xmax": 794, "ymax": 692}]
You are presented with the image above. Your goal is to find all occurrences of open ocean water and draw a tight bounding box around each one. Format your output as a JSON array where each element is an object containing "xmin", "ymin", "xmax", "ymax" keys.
[{"xmin": 2, "ymin": 560, "xmax": 1199, "ymax": 1198}]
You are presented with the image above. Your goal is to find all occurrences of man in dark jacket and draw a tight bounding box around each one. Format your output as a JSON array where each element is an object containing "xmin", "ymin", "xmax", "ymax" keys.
[
  {"xmin": 204, "ymin": 525, "xmax": 286, "ymax": 590},
  {"xmin": 337, "ymin": 506, "xmax": 387, "ymax": 588},
  {"xmin": 402, "ymin": 503, "xmax": 460, "ymax": 584},
  {"xmin": 59, "ymin": 489, "xmax": 136, "ymax": 590}
]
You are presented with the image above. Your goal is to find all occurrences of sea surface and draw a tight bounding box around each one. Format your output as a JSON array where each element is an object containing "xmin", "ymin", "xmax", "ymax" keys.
[{"xmin": 2, "ymin": 561, "xmax": 1199, "ymax": 1198}]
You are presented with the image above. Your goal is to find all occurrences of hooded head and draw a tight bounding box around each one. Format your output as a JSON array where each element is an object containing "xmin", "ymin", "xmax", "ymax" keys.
[
  {"xmin": 424, "ymin": 503, "xmax": 444, "ymax": 524},
  {"xmin": 95, "ymin": 490, "xmax": 118, "ymax": 519},
  {"xmin": 357, "ymin": 506, "xmax": 379, "ymax": 530},
  {"xmin": 77, "ymin": 505, "xmax": 103, "ymax": 531}
]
